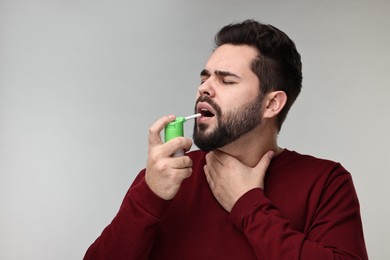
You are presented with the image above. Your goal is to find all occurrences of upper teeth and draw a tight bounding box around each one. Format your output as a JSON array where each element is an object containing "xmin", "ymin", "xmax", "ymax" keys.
[{"xmin": 200, "ymin": 108, "xmax": 214, "ymax": 117}]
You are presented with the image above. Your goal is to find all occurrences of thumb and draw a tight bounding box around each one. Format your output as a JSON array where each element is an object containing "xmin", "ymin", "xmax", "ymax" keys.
[{"xmin": 254, "ymin": 150, "xmax": 275, "ymax": 174}]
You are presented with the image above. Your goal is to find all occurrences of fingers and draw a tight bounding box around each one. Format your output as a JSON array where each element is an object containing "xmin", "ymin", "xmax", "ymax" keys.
[
  {"xmin": 149, "ymin": 137, "xmax": 192, "ymax": 158},
  {"xmin": 206, "ymin": 150, "xmax": 226, "ymax": 167},
  {"xmin": 208, "ymin": 150, "xmax": 275, "ymax": 171},
  {"xmin": 204, "ymin": 164, "xmax": 210, "ymax": 181},
  {"xmin": 204, "ymin": 150, "xmax": 275, "ymax": 211},
  {"xmin": 148, "ymin": 115, "xmax": 193, "ymax": 157},
  {"xmin": 165, "ymin": 137, "xmax": 193, "ymax": 157},
  {"xmin": 146, "ymin": 149, "xmax": 193, "ymax": 200},
  {"xmin": 152, "ymin": 155, "xmax": 193, "ymax": 171},
  {"xmin": 176, "ymin": 167, "xmax": 193, "ymax": 180},
  {"xmin": 205, "ymin": 150, "xmax": 275, "ymax": 182},
  {"xmin": 170, "ymin": 154, "xmax": 193, "ymax": 169},
  {"xmin": 145, "ymin": 115, "xmax": 196, "ymax": 200},
  {"xmin": 145, "ymin": 162, "xmax": 192, "ymax": 200},
  {"xmin": 255, "ymin": 150, "xmax": 275, "ymax": 173},
  {"xmin": 148, "ymin": 115, "xmax": 176, "ymax": 146},
  {"xmin": 158, "ymin": 164, "xmax": 193, "ymax": 180}
]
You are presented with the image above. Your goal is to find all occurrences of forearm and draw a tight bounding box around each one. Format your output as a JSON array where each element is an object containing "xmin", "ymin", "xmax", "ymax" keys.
[
  {"xmin": 229, "ymin": 188, "xmax": 368, "ymax": 260},
  {"xmin": 84, "ymin": 175, "xmax": 171, "ymax": 259}
]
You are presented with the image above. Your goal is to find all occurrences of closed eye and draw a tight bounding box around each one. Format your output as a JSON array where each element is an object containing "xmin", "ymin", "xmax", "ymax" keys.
[
  {"xmin": 221, "ymin": 78, "xmax": 236, "ymax": 85},
  {"xmin": 200, "ymin": 69, "xmax": 241, "ymax": 85}
]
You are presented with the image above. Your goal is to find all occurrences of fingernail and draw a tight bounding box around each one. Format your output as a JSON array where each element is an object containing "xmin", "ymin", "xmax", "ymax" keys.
[{"xmin": 268, "ymin": 151, "xmax": 275, "ymax": 159}]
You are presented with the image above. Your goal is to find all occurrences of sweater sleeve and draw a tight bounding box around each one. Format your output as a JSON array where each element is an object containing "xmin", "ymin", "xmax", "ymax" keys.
[
  {"xmin": 84, "ymin": 170, "xmax": 171, "ymax": 260},
  {"xmin": 228, "ymin": 166, "xmax": 368, "ymax": 260}
]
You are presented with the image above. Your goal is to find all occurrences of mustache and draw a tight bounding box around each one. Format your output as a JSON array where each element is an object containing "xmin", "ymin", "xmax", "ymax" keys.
[{"xmin": 195, "ymin": 96, "xmax": 222, "ymax": 117}]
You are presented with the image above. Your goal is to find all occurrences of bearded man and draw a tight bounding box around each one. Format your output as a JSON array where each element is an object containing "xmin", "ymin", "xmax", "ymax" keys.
[{"xmin": 85, "ymin": 20, "xmax": 368, "ymax": 260}]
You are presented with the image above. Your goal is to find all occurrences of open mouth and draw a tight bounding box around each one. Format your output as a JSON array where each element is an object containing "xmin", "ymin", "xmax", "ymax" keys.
[{"xmin": 200, "ymin": 108, "xmax": 215, "ymax": 117}]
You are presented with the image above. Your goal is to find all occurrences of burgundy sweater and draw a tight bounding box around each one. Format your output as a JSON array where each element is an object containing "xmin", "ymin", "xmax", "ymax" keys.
[{"xmin": 84, "ymin": 149, "xmax": 368, "ymax": 259}]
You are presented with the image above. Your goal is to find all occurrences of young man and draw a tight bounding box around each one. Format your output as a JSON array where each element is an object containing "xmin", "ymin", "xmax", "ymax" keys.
[{"xmin": 85, "ymin": 20, "xmax": 368, "ymax": 259}]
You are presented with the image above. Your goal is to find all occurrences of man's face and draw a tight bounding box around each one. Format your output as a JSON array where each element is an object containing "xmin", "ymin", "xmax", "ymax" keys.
[{"xmin": 193, "ymin": 44, "xmax": 264, "ymax": 151}]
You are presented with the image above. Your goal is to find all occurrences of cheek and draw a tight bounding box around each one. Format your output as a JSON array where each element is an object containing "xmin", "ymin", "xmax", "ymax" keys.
[{"xmin": 223, "ymin": 92, "xmax": 252, "ymax": 109}]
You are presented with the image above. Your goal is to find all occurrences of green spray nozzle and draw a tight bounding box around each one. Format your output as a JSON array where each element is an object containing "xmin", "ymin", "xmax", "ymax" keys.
[{"xmin": 164, "ymin": 113, "xmax": 201, "ymax": 142}]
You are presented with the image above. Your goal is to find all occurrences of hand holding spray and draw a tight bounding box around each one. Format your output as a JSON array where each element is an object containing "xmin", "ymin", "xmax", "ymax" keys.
[{"xmin": 164, "ymin": 113, "xmax": 201, "ymax": 157}]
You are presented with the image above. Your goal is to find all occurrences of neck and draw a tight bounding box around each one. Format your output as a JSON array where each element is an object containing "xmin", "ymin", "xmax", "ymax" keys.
[{"xmin": 217, "ymin": 124, "xmax": 282, "ymax": 167}]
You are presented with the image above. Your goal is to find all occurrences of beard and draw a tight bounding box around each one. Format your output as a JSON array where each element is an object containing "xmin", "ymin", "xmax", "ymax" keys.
[{"xmin": 193, "ymin": 93, "xmax": 264, "ymax": 151}]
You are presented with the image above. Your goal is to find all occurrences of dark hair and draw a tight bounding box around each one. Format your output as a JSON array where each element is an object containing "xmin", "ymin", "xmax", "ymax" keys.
[{"xmin": 215, "ymin": 19, "xmax": 302, "ymax": 131}]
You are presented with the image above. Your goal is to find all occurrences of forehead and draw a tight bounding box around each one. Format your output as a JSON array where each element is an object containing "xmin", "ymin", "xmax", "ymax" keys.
[{"xmin": 205, "ymin": 44, "xmax": 258, "ymax": 75}]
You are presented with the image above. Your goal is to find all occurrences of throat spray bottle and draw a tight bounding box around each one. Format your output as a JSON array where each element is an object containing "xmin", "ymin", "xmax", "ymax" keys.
[{"xmin": 164, "ymin": 113, "xmax": 201, "ymax": 157}]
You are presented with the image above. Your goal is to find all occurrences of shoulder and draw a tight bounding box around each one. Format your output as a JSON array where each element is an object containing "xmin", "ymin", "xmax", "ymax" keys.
[
  {"xmin": 277, "ymin": 149, "xmax": 346, "ymax": 170},
  {"xmin": 271, "ymin": 149, "xmax": 351, "ymax": 184},
  {"xmin": 267, "ymin": 150, "xmax": 358, "ymax": 211}
]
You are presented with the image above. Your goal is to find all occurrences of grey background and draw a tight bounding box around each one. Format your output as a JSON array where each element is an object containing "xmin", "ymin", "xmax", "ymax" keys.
[{"xmin": 1, "ymin": 0, "xmax": 389, "ymax": 259}]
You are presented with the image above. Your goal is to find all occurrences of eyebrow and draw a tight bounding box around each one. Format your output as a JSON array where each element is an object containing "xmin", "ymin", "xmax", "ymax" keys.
[{"xmin": 200, "ymin": 69, "xmax": 242, "ymax": 79}]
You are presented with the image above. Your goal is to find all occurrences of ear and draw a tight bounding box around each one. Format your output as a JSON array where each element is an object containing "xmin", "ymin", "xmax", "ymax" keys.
[{"xmin": 263, "ymin": 91, "xmax": 287, "ymax": 119}]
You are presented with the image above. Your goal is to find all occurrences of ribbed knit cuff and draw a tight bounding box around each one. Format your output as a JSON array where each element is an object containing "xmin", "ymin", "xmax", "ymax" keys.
[{"xmin": 229, "ymin": 188, "xmax": 266, "ymax": 230}]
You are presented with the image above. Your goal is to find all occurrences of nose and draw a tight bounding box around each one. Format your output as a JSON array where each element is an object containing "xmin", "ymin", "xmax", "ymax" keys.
[{"xmin": 197, "ymin": 79, "xmax": 215, "ymax": 98}]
